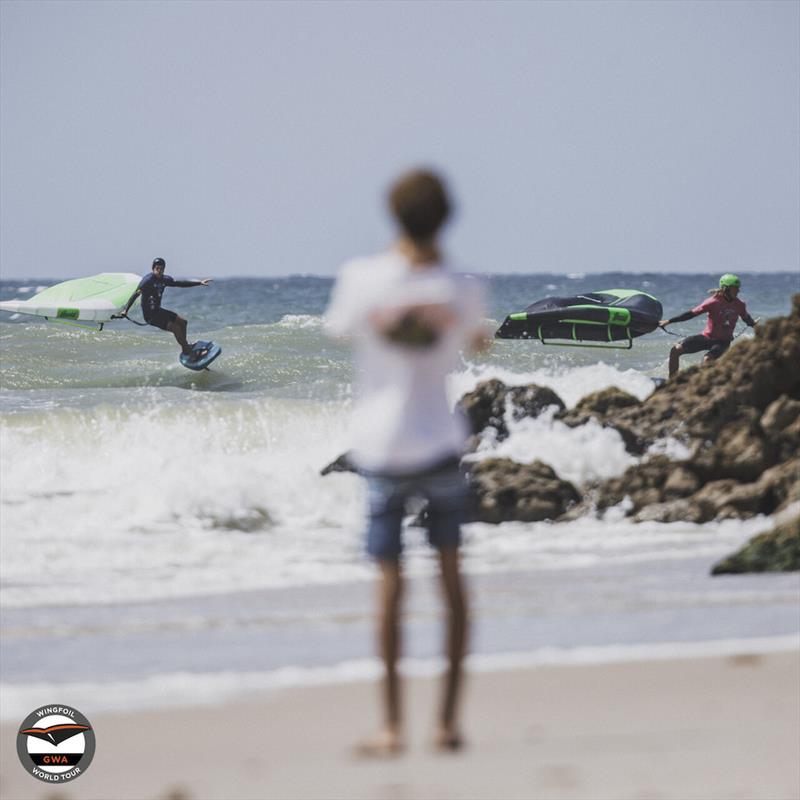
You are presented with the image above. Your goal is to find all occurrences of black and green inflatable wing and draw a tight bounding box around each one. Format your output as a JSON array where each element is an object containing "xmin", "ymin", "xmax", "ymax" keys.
[{"xmin": 495, "ymin": 289, "xmax": 663, "ymax": 350}]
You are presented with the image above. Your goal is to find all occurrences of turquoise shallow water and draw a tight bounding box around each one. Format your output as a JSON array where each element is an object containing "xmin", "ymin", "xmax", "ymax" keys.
[{"xmin": 0, "ymin": 271, "xmax": 798, "ymax": 710}]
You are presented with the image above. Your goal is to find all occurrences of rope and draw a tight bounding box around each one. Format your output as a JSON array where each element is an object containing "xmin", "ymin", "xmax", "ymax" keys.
[{"xmin": 111, "ymin": 313, "xmax": 148, "ymax": 327}]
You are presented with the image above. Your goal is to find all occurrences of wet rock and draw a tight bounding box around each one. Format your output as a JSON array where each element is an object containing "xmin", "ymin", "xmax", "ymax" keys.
[
  {"xmin": 760, "ymin": 395, "xmax": 800, "ymax": 462},
  {"xmin": 760, "ymin": 458, "xmax": 800, "ymax": 513},
  {"xmin": 711, "ymin": 515, "xmax": 800, "ymax": 574},
  {"xmin": 662, "ymin": 466, "xmax": 701, "ymax": 499},
  {"xmin": 457, "ymin": 378, "xmax": 508, "ymax": 437},
  {"xmin": 613, "ymin": 299, "xmax": 800, "ymax": 451},
  {"xmin": 457, "ymin": 379, "xmax": 565, "ymax": 440},
  {"xmin": 712, "ymin": 423, "xmax": 773, "ymax": 483},
  {"xmin": 557, "ymin": 387, "xmax": 641, "ymax": 426},
  {"xmin": 593, "ymin": 455, "xmax": 675, "ymax": 514},
  {"xmin": 761, "ymin": 395, "xmax": 800, "ymax": 435},
  {"xmin": 581, "ymin": 297, "xmax": 800, "ymax": 522},
  {"xmin": 320, "ymin": 452, "xmax": 357, "ymax": 475},
  {"xmin": 691, "ymin": 479, "xmax": 764, "ymax": 520},
  {"xmin": 633, "ymin": 499, "xmax": 706, "ymax": 524},
  {"xmin": 557, "ymin": 388, "xmax": 646, "ymax": 454},
  {"xmin": 507, "ymin": 384, "xmax": 566, "ymax": 422},
  {"xmin": 467, "ymin": 458, "xmax": 579, "ymax": 523}
]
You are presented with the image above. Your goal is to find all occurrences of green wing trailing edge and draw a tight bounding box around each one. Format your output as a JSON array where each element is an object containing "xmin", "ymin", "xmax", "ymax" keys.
[{"xmin": 0, "ymin": 273, "xmax": 142, "ymax": 328}]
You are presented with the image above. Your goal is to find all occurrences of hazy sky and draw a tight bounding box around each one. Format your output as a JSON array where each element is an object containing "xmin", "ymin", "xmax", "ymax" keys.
[{"xmin": 1, "ymin": 0, "xmax": 798, "ymax": 279}]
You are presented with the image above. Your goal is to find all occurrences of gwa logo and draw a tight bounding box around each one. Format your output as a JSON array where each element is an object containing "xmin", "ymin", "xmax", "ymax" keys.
[{"xmin": 16, "ymin": 705, "xmax": 95, "ymax": 783}]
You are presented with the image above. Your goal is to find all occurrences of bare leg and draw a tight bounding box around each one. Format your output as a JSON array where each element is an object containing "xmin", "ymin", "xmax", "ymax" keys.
[
  {"xmin": 356, "ymin": 559, "xmax": 405, "ymax": 756},
  {"xmin": 668, "ymin": 345, "xmax": 682, "ymax": 378},
  {"xmin": 436, "ymin": 546, "xmax": 468, "ymax": 750},
  {"xmin": 167, "ymin": 316, "xmax": 192, "ymax": 355}
]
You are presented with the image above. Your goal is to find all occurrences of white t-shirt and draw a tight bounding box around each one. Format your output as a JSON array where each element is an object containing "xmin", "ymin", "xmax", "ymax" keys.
[{"xmin": 325, "ymin": 250, "xmax": 487, "ymax": 474}]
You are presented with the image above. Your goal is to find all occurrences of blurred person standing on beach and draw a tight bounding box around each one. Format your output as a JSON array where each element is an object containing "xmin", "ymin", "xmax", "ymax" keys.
[
  {"xmin": 658, "ymin": 273, "xmax": 757, "ymax": 377},
  {"xmin": 325, "ymin": 169, "xmax": 489, "ymax": 755}
]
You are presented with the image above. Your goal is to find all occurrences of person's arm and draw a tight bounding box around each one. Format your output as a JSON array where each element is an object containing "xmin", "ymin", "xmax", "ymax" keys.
[
  {"xmin": 168, "ymin": 278, "xmax": 213, "ymax": 288},
  {"xmin": 740, "ymin": 304, "xmax": 757, "ymax": 327},
  {"xmin": 113, "ymin": 288, "xmax": 141, "ymax": 318},
  {"xmin": 658, "ymin": 309, "xmax": 701, "ymax": 328}
]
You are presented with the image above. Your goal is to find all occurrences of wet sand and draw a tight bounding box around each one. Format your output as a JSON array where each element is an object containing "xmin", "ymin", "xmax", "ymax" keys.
[{"xmin": 1, "ymin": 650, "xmax": 798, "ymax": 800}]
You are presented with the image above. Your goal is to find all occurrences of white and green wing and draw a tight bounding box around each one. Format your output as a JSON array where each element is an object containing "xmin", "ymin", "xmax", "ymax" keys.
[{"xmin": 0, "ymin": 273, "xmax": 142, "ymax": 323}]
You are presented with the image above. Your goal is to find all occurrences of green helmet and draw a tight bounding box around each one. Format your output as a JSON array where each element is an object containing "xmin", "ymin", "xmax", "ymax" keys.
[{"xmin": 719, "ymin": 273, "xmax": 741, "ymax": 288}]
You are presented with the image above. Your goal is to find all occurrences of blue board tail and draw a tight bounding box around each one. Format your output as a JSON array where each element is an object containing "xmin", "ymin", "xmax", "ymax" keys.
[{"xmin": 180, "ymin": 340, "xmax": 221, "ymax": 371}]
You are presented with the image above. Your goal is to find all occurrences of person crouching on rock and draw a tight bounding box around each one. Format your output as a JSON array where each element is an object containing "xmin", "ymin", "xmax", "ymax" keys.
[{"xmin": 659, "ymin": 273, "xmax": 757, "ymax": 378}]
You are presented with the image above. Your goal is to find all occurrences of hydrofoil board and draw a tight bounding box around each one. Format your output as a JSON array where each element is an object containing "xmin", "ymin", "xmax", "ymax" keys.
[{"xmin": 180, "ymin": 340, "xmax": 221, "ymax": 371}]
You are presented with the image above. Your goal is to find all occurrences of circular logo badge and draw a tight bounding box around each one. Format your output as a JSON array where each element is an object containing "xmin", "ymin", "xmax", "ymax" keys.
[{"xmin": 16, "ymin": 705, "xmax": 95, "ymax": 783}]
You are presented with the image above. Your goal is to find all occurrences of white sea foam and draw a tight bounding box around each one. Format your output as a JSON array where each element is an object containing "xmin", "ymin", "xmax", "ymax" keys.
[
  {"xmin": 469, "ymin": 407, "xmax": 635, "ymax": 485},
  {"xmin": 461, "ymin": 514, "xmax": 771, "ymax": 574},
  {"xmin": 0, "ymin": 396, "xmax": 371, "ymax": 607},
  {"xmin": 648, "ymin": 437, "xmax": 693, "ymax": 460},
  {"xmin": 2, "ymin": 634, "xmax": 795, "ymax": 720},
  {"xmin": 276, "ymin": 314, "xmax": 322, "ymax": 329},
  {"xmin": 449, "ymin": 360, "xmax": 655, "ymax": 409}
]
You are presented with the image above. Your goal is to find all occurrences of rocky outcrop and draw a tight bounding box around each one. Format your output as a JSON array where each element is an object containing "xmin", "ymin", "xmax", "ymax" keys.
[
  {"xmin": 608, "ymin": 294, "xmax": 800, "ymax": 454},
  {"xmin": 465, "ymin": 296, "xmax": 800, "ymax": 525},
  {"xmin": 322, "ymin": 297, "xmax": 800, "ymax": 527},
  {"xmin": 457, "ymin": 379, "xmax": 565, "ymax": 441},
  {"xmin": 593, "ymin": 454, "xmax": 799, "ymax": 524},
  {"xmin": 556, "ymin": 387, "xmax": 645, "ymax": 453},
  {"xmin": 467, "ymin": 458, "xmax": 580, "ymax": 523},
  {"xmin": 711, "ymin": 515, "xmax": 800, "ymax": 574}
]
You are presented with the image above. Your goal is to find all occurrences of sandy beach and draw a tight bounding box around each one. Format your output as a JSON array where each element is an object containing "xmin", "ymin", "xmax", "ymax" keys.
[{"xmin": 2, "ymin": 649, "xmax": 797, "ymax": 800}]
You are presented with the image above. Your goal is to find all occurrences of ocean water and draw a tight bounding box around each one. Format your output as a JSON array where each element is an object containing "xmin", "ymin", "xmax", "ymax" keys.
[{"xmin": 1, "ymin": 271, "xmax": 798, "ymax": 717}]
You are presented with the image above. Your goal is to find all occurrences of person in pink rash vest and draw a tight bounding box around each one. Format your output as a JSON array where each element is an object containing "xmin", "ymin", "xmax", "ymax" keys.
[{"xmin": 658, "ymin": 274, "xmax": 757, "ymax": 378}]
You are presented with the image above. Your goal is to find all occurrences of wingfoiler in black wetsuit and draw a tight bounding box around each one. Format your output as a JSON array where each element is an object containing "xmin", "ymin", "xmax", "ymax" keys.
[{"xmin": 137, "ymin": 273, "xmax": 202, "ymax": 330}]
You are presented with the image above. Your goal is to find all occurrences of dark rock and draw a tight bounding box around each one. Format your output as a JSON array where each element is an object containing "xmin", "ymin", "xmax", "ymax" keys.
[
  {"xmin": 457, "ymin": 378, "xmax": 508, "ymax": 436},
  {"xmin": 611, "ymin": 301, "xmax": 800, "ymax": 451},
  {"xmin": 593, "ymin": 455, "xmax": 676, "ymax": 514},
  {"xmin": 760, "ymin": 395, "xmax": 800, "ymax": 462},
  {"xmin": 711, "ymin": 422, "xmax": 773, "ymax": 482},
  {"xmin": 691, "ymin": 479, "xmax": 763, "ymax": 520},
  {"xmin": 467, "ymin": 458, "xmax": 579, "ymax": 523},
  {"xmin": 558, "ymin": 387, "xmax": 641, "ymax": 426},
  {"xmin": 457, "ymin": 379, "xmax": 565, "ymax": 440},
  {"xmin": 662, "ymin": 466, "xmax": 701, "ymax": 499},
  {"xmin": 320, "ymin": 452, "xmax": 357, "ymax": 475},
  {"xmin": 506, "ymin": 384, "xmax": 566, "ymax": 422},
  {"xmin": 761, "ymin": 458, "xmax": 800, "ymax": 513},
  {"xmin": 633, "ymin": 499, "xmax": 707, "ymax": 524},
  {"xmin": 587, "ymin": 297, "xmax": 800, "ymax": 522},
  {"xmin": 711, "ymin": 515, "xmax": 800, "ymax": 574},
  {"xmin": 557, "ymin": 387, "xmax": 646, "ymax": 454}
]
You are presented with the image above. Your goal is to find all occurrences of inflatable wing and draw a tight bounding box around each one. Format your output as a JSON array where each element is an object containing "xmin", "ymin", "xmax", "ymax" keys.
[
  {"xmin": 0, "ymin": 273, "xmax": 141, "ymax": 329},
  {"xmin": 495, "ymin": 289, "xmax": 663, "ymax": 349}
]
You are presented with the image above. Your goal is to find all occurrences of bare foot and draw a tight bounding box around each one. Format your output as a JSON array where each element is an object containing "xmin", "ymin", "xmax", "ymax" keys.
[
  {"xmin": 353, "ymin": 729, "xmax": 405, "ymax": 759},
  {"xmin": 434, "ymin": 726, "xmax": 465, "ymax": 752}
]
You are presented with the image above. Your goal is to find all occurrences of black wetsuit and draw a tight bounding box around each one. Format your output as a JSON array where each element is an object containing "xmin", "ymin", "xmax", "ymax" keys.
[{"xmin": 137, "ymin": 273, "xmax": 199, "ymax": 330}]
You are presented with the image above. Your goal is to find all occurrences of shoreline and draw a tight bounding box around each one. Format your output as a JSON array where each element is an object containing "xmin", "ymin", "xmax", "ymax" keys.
[
  {"xmin": 2, "ymin": 633, "xmax": 798, "ymax": 723},
  {"xmin": 2, "ymin": 649, "xmax": 798, "ymax": 800}
]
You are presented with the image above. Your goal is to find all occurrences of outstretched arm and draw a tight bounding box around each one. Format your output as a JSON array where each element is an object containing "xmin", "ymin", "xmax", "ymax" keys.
[
  {"xmin": 658, "ymin": 309, "xmax": 699, "ymax": 329},
  {"xmin": 742, "ymin": 313, "xmax": 758, "ymax": 327},
  {"xmin": 169, "ymin": 278, "xmax": 213, "ymax": 288}
]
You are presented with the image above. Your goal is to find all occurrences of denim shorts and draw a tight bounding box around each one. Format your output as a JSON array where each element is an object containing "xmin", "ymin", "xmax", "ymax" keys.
[{"xmin": 364, "ymin": 458, "xmax": 469, "ymax": 561}]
